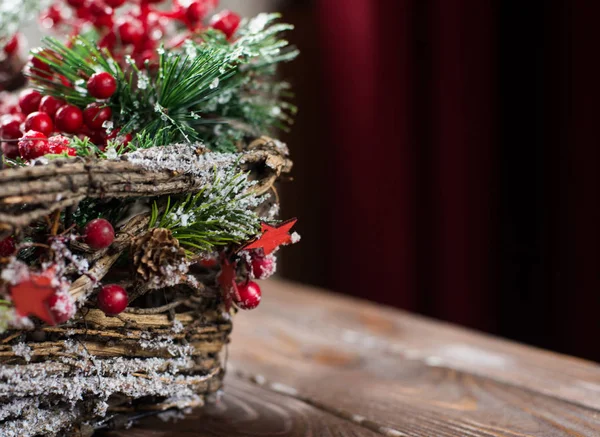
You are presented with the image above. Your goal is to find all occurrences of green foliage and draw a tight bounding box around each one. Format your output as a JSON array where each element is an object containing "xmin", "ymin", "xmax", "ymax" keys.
[
  {"xmin": 30, "ymin": 37, "xmax": 126, "ymax": 108},
  {"xmin": 69, "ymin": 136, "xmax": 105, "ymax": 158},
  {"xmin": 149, "ymin": 168, "xmax": 264, "ymax": 252},
  {"xmin": 29, "ymin": 13, "xmax": 298, "ymax": 152},
  {"xmin": 1, "ymin": 155, "xmax": 26, "ymax": 168}
]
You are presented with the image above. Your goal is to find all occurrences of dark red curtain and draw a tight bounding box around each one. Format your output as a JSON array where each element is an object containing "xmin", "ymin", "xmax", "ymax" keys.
[{"xmin": 279, "ymin": 0, "xmax": 600, "ymax": 362}]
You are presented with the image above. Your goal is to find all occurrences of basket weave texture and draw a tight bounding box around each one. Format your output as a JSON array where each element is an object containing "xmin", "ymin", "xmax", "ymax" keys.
[{"xmin": 0, "ymin": 138, "xmax": 291, "ymax": 436}]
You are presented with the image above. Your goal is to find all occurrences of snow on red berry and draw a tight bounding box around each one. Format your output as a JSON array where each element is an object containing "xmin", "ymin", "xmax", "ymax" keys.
[
  {"xmin": 48, "ymin": 135, "xmax": 77, "ymax": 156},
  {"xmin": 46, "ymin": 291, "xmax": 76, "ymax": 324},
  {"xmin": 250, "ymin": 253, "xmax": 277, "ymax": 280},
  {"xmin": 18, "ymin": 130, "xmax": 50, "ymax": 160}
]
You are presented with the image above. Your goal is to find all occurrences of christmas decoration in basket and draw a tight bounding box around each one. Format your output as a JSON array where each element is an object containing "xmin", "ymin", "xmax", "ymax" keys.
[{"xmin": 0, "ymin": 1, "xmax": 299, "ymax": 435}]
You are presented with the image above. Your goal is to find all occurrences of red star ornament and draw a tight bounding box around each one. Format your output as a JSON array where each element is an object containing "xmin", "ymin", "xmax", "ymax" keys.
[
  {"xmin": 242, "ymin": 218, "xmax": 298, "ymax": 255},
  {"xmin": 217, "ymin": 258, "xmax": 238, "ymax": 311},
  {"xmin": 10, "ymin": 273, "xmax": 57, "ymax": 325}
]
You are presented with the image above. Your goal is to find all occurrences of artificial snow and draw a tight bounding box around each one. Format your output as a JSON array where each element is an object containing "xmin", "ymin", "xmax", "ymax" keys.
[
  {"xmin": 124, "ymin": 144, "xmax": 239, "ymax": 182},
  {"xmin": 11, "ymin": 343, "xmax": 32, "ymax": 362},
  {"xmin": 290, "ymin": 232, "xmax": 301, "ymax": 244}
]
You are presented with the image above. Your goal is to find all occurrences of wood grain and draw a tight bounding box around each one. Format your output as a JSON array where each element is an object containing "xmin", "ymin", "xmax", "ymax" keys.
[
  {"xmin": 107, "ymin": 280, "xmax": 600, "ymax": 437},
  {"xmin": 100, "ymin": 376, "xmax": 378, "ymax": 437}
]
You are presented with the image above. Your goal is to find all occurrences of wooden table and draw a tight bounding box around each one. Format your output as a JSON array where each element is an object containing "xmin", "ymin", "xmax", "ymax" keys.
[{"xmin": 107, "ymin": 280, "xmax": 600, "ymax": 437}]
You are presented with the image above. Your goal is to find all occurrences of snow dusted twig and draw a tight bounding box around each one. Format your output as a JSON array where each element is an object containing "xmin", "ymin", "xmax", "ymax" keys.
[{"xmin": 0, "ymin": 140, "xmax": 292, "ymax": 232}]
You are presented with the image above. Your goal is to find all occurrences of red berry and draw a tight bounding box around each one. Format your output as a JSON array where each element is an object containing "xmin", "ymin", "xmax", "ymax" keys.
[
  {"xmin": 135, "ymin": 50, "xmax": 156, "ymax": 68},
  {"xmin": 39, "ymin": 95, "xmax": 65, "ymax": 118},
  {"xmin": 83, "ymin": 103, "xmax": 112, "ymax": 130},
  {"xmin": 87, "ymin": 72, "xmax": 117, "ymax": 99},
  {"xmin": 186, "ymin": 1, "xmax": 208, "ymax": 26},
  {"xmin": 234, "ymin": 281, "xmax": 262, "ymax": 310},
  {"xmin": 87, "ymin": 128, "xmax": 108, "ymax": 146},
  {"xmin": 251, "ymin": 254, "xmax": 276, "ymax": 280},
  {"xmin": 59, "ymin": 75, "xmax": 72, "ymax": 88},
  {"xmin": 66, "ymin": 0, "xmax": 86, "ymax": 7},
  {"xmin": 48, "ymin": 135, "xmax": 70, "ymax": 149},
  {"xmin": 13, "ymin": 113, "xmax": 26, "ymax": 123},
  {"xmin": 0, "ymin": 115, "xmax": 23, "ymax": 140},
  {"xmin": 84, "ymin": 218, "xmax": 114, "ymax": 249},
  {"xmin": 104, "ymin": 0, "xmax": 125, "ymax": 7},
  {"xmin": 199, "ymin": 257, "xmax": 218, "ymax": 268},
  {"xmin": 48, "ymin": 135, "xmax": 76, "ymax": 156},
  {"xmin": 210, "ymin": 10, "xmax": 240, "ymax": 39},
  {"xmin": 117, "ymin": 20, "xmax": 144, "ymax": 45},
  {"xmin": 19, "ymin": 89, "xmax": 42, "ymax": 115},
  {"xmin": 41, "ymin": 5, "xmax": 64, "ymax": 26},
  {"xmin": 7, "ymin": 106, "xmax": 22, "ymax": 116},
  {"xmin": 29, "ymin": 54, "xmax": 54, "ymax": 80},
  {"xmin": 3, "ymin": 34, "xmax": 19, "ymax": 55},
  {"xmin": 89, "ymin": 1, "xmax": 113, "ymax": 28},
  {"xmin": 97, "ymin": 284, "xmax": 128, "ymax": 315},
  {"xmin": 1, "ymin": 142, "xmax": 20, "ymax": 159},
  {"xmin": 25, "ymin": 112, "xmax": 53, "ymax": 135},
  {"xmin": 98, "ymin": 31, "xmax": 117, "ymax": 50},
  {"xmin": 107, "ymin": 128, "xmax": 131, "ymax": 146},
  {"xmin": 46, "ymin": 292, "xmax": 75, "ymax": 324},
  {"xmin": 0, "ymin": 236, "xmax": 16, "ymax": 257},
  {"xmin": 75, "ymin": 6, "xmax": 91, "ymax": 19},
  {"xmin": 18, "ymin": 130, "xmax": 50, "ymax": 160},
  {"xmin": 55, "ymin": 104, "xmax": 83, "ymax": 133}
]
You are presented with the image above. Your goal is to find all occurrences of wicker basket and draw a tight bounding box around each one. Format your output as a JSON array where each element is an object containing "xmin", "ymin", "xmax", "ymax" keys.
[{"xmin": 0, "ymin": 137, "xmax": 291, "ymax": 436}]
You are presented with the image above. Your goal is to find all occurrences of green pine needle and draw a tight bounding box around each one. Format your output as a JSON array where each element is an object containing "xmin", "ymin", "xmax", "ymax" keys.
[{"xmin": 149, "ymin": 167, "xmax": 264, "ymax": 252}]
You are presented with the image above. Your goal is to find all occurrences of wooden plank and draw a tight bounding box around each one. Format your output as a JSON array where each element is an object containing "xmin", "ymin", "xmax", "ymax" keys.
[
  {"xmin": 241, "ymin": 281, "xmax": 600, "ymax": 411},
  {"xmin": 104, "ymin": 280, "xmax": 600, "ymax": 436},
  {"xmin": 102, "ymin": 375, "xmax": 379, "ymax": 437},
  {"xmin": 221, "ymin": 281, "xmax": 600, "ymax": 436}
]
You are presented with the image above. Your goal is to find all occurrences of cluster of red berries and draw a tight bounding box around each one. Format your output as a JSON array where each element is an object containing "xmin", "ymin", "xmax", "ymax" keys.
[
  {"xmin": 81, "ymin": 218, "xmax": 129, "ymax": 316},
  {"xmin": 35, "ymin": 0, "xmax": 240, "ymax": 68},
  {"xmin": 1, "ymin": 218, "xmax": 125, "ymax": 321},
  {"xmin": 0, "ymin": 70, "xmax": 120, "ymax": 160},
  {"xmin": 231, "ymin": 253, "xmax": 273, "ymax": 311}
]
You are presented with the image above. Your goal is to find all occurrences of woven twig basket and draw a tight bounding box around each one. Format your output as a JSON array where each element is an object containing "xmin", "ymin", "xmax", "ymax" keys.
[{"xmin": 0, "ymin": 137, "xmax": 291, "ymax": 436}]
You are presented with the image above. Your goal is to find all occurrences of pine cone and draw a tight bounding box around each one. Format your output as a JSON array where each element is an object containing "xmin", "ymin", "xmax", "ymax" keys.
[{"xmin": 131, "ymin": 228, "xmax": 189, "ymax": 289}]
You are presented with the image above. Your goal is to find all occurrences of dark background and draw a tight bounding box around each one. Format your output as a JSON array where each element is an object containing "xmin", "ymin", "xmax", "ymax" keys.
[{"xmin": 276, "ymin": 0, "xmax": 600, "ymax": 362}]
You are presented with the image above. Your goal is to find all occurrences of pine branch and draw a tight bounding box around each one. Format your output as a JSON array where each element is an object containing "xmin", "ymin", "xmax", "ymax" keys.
[
  {"xmin": 28, "ymin": 13, "xmax": 298, "ymax": 152},
  {"xmin": 149, "ymin": 167, "xmax": 265, "ymax": 252}
]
